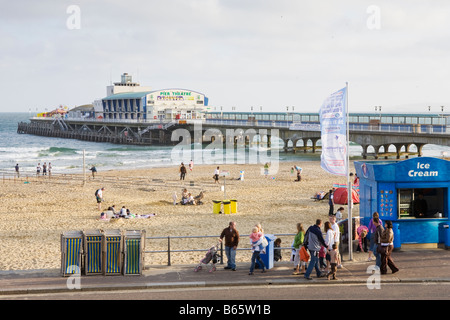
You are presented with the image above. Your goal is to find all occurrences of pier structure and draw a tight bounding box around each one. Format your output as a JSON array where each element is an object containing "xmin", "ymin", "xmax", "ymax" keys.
[{"xmin": 17, "ymin": 117, "xmax": 450, "ymax": 160}]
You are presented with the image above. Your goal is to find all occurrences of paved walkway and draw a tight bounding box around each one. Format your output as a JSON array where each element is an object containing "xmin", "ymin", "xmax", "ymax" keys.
[{"xmin": 1, "ymin": 248, "xmax": 449, "ymax": 296}]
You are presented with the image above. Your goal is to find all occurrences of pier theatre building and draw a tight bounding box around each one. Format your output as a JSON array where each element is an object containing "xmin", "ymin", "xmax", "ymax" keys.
[{"xmin": 98, "ymin": 73, "xmax": 209, "ymax": 121}]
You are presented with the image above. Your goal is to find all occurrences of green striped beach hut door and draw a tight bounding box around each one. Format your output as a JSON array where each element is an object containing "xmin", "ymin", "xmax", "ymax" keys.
[
  {"xmin": 123, "ymin": 230, "xmax": 146, "ymax": 275},
  {"xmin": 104, "ymin": 229, "xmax": 123, "ymax": 275},
  {"xmin": 83, "ymin": 230, "xmax": 103, "ymax": 275}
]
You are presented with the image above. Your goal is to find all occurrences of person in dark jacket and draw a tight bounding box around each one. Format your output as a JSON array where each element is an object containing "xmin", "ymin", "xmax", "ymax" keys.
[
  {"xmin": 180, "ymin": 163, "xmax": 187, "ymax": 180},
  {"xmin": 219, "ymin": 221, "xmax": 240, "ymax": 271},
  {"xmin": 304, "ymin": 219, "xmax": 327, "ymax": 280}
]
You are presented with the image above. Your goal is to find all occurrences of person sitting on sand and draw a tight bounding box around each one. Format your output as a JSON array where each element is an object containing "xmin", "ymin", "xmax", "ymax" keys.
[
  {"xmin": 314, "ymin": 191, "xmax": 326, "ymax": 200},
  {"xmin": 186, "ymin": 193, "xmax": 196, "ymax": 205},
  {"xmin": 107, "ymin": 205, "xmax": 117, "ymax": 214},
  {"xmin": 181, "ymin": 188, "xmax": 189, "ymax": 203},
  {"xmin": 124, "ymin": 208, "xmax": 134, "ymax": 219},
  {"xmin": 119, "ymin": 206, "xmax": 127, "ymax": 217}
]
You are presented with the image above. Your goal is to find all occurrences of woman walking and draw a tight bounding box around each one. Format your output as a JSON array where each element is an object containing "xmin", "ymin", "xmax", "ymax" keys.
[
  {"xmin": 292, "ymin": 223, "xmax": 305, "ymax": 275},
  {"xmin": 379, "ymin": 220, "xmax": 399, "ymax": 275}
]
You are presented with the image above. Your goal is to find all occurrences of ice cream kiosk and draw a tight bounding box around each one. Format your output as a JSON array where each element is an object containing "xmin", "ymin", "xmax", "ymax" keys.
[{"xmin": 354, "ymin": 157, "xmax": 450, "ymax": 247}]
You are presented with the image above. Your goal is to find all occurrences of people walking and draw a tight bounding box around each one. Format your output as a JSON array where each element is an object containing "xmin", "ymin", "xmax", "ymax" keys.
[
  {"xmin": 373, "ymin": 217, "xmax": 384, "ymax": 268},
  {"xmin": 328, "ymin": 189, "xmax": 334, "ymax": 216},
  {"xmin": 90, "ymin": 165, "xmax": 97, "ymax": 179},
  {"xmin": 379, "ymin": 220, "xmax": 399, "ymax": 274},
  {"xmin": 219, "ymin": 221, "xmax": 239, "ymax": 271},
  {"xmin": 304, "ymin": 219, "xmax": 327, "ymax": 280},
  {"xmin": 292, "ymin": 223, "xmax": 305, "ymax": 275},
  {"xmin": 213, "ymin": 166, "xmax": 220, "ymax": 184},
  {"xmin": 180, "ymin": 162, "xmax": 187, "ymax": 180},
  {"xmin": 329, "ymin": 214, "xmax": 342, "ymax": 268}
]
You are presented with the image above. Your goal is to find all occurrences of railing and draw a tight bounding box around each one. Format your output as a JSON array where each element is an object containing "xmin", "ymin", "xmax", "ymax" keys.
[
  {"xmin": 28, "ymin": 116, "xmax": 450, "ymax": 135},
  {"xmin": 144, "ymin": 234, "xmax": 297, "ymax": 266}
]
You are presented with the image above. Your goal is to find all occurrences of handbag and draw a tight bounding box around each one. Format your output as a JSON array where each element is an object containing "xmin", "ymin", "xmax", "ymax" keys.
[{"xmin": 300, "ymin": 246, "xmax": 310, "ymax": 262}]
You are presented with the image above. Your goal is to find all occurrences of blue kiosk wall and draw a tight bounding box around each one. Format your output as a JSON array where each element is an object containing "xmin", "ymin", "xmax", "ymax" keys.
[{"xmin": 354, "ymin": 157, "xmax": 450, "ymax": 245}]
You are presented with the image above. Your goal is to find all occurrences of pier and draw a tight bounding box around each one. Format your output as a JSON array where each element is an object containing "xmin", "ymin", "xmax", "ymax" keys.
[{"xmin": 18, "ymin": 116, "xmax": 450, "ymax": 159}]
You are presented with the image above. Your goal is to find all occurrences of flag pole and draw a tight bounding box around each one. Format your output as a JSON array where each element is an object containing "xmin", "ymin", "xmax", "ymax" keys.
[{"xmin": 346, "ymin": 82, "xmax": 353, "ymax": 261}]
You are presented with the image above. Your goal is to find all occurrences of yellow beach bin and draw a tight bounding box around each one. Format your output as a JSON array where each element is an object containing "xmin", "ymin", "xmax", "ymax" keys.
[
  {"xmin": 230, "ymin": 199, "xmax": 237, "ymax": 213},
  {"xmin": 223, "ymin": 200, "xmax": 231, "ymax": 214},
  {"xmin": 213, "ymin": 200, "xmax": 221, "ymax": 214}
]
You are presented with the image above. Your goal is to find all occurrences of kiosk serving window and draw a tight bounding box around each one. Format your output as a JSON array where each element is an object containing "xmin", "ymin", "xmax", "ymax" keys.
[{"xmin": 398, "ymin": 188, "xmax": 446, "ymax": 219}]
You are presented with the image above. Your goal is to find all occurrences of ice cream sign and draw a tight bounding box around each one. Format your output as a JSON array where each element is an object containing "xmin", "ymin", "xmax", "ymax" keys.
[
  {"xmin": 393, "ymin": 157, "xmax": 449, "ymax": 182},
  {"xmin": 408, "ymin": 161, "xmax": 439, "ymax": 177}
]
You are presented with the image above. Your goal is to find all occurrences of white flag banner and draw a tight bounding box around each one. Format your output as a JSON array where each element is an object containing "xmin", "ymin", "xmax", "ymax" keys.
[{"xmin": 319, "ymin": 87, "xmax": 348, "ymax": 176}]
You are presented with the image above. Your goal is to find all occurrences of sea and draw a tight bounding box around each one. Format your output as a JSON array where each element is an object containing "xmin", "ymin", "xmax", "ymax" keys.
[{"xmin": 1, "ymin": 112, "xmax": 449, "ymax": 176}]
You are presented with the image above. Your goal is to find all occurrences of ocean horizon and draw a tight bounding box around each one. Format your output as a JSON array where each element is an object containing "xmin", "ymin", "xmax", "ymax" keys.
[{"xmin": 1, "ymin": 112, "xmax": 449, "ymax": 176}]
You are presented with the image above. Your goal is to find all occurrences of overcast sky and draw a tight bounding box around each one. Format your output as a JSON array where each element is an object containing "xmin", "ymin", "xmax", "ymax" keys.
[{"xmin": 1, "ymin": 0, "xmax": 449, "ymax": 114}]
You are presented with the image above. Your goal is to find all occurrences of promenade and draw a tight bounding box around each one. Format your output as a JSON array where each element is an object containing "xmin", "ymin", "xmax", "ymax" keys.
[{"xmin": 1, "ymin": 248, "xmax": 449, "ymax": 298}]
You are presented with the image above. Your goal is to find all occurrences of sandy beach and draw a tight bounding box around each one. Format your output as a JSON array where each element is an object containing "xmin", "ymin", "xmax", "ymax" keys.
[{"xmin": 0, "ymin": 161, "xmax": 356, "ymax": 270}]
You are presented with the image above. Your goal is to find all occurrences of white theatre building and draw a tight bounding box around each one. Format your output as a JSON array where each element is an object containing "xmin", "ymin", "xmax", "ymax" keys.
[{"xmin": 97, "ymin": 73, "xmax": 209, "ymax": 121}]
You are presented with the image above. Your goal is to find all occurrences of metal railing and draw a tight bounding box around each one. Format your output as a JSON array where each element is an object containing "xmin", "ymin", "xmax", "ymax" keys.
[
  {"xmin": 30, "ymin": 116, "xmax": 450, "ymax": 135},
  {"xmin": 144, "ymin": 233, "xmax": 297, "ymax": 266}
]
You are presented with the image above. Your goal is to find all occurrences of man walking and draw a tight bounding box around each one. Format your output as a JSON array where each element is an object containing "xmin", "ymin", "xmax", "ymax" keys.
[
  {"xmin": 219, "ymin": 221, "xmax": 239, "ymax": 271},
  {"xmin": 329, "ymin": 214, "xmax": 342, "ymax": 268},
  {"xmin": 304, "ymin": 219, "xmax": 327, "ymax": 280},
  {"xmin": 180, "ymin": 163, "xmax": 187, "ymax": 180}
]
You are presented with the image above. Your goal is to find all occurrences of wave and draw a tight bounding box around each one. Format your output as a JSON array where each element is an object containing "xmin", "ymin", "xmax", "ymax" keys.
[
  {"xmin": 38, "ymin": 147, "xmax": 78, "ymax": 157},
  {"xmin": 47, "ymin": 147, "xmax": 78, "ymax": 154}
]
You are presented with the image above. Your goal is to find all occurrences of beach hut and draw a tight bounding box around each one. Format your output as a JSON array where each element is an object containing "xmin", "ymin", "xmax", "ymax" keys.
[
  {"xmin": 83, "ymin": 230, "xmax": 104, "ymax": 275},
  {"xmin": 103, "ymin": 229, "xmax": 123, "ymax": 276},
  {"xmin": 354, "ymin": 157, "xmax": 450, "ymax": 247},
  {"xmin": 61, "ymin": 231, "xmax": 83, "ymax": 277},
  {"xmin": 123, "ymin": 230, "xmax": 146, "ymax": 275}
]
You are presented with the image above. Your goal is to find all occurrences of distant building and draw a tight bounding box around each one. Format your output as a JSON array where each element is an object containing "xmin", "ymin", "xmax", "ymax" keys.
[
  {"xmin": 67, "ymin": 104, "xmax": 95, "ymax": 118},
  {"xmin": 99, "ymin": 73, "xmax": 208, "ymax": 121},
  {"xmin": 106, "ymin": 72, "xmax": 152, "ymax": 96}
]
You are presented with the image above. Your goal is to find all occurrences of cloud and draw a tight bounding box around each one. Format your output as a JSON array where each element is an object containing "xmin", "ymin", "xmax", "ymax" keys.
[{"xmin": 1, "ymin": 0, "xmax": 450, "ymax": 113}]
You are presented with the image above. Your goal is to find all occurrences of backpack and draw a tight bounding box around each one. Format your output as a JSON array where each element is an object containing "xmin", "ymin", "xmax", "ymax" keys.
[
  {"xmin": 303, "ymin": 227, "xmax": 310, "ymax": 248},
  {"xmin": 95, "ymin": 189, "xmax": 99, "ymax": 197}
]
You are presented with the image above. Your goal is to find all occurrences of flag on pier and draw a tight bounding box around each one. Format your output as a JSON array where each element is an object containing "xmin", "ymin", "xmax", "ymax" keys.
[{"xmin": 319, "ymin": 87, "xmax": 348, "ymax": 176}]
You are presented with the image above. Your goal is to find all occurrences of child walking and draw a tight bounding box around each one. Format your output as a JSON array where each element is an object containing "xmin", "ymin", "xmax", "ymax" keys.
[{"xmin": 327, "ymin": 243, "xmax": 339, "ymax": 280}]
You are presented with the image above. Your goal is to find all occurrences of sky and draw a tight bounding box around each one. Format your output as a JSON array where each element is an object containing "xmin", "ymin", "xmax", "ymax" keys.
[{"xmin": 1, "ymin": 0, "xmax": 450, "ymax": 114}]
